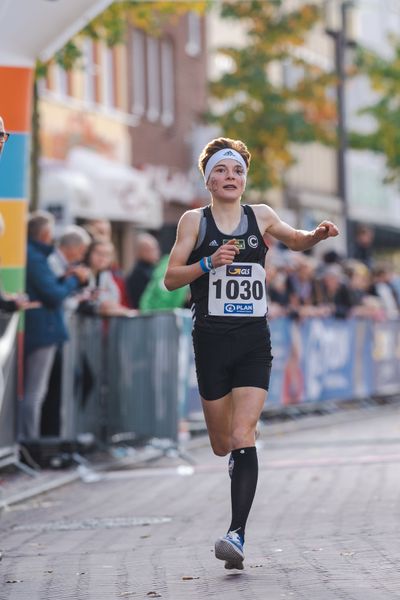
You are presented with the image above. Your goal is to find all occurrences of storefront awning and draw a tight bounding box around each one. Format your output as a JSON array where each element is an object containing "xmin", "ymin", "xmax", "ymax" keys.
[{"xmin": 40, "ymin": 148, "xmax": 163, "ymax": 229}]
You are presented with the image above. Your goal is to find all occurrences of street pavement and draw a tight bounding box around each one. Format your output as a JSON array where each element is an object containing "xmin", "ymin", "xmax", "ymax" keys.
[{"xmin": 2, "ymin": 402, "xmax": 400, "ymax": 599}]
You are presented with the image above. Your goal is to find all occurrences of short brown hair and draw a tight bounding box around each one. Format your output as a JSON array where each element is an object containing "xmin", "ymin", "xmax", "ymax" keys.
[
  {"xmin": 198, "ymin": 137, "xmax": 251, "ymax": 177},
  {"xmin": 27, "ymin": 210, "xmax": 54, "ymax": 241}
]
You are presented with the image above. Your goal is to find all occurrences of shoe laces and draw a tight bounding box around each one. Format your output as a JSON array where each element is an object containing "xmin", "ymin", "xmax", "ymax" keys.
[{"xmin": 227, "ymin": 529, "xmax": 243, "ymax": 546}]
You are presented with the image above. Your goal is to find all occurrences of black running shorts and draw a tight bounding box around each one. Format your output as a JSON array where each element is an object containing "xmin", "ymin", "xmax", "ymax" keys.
[{"xmin": 192, "ymin": 320, "xmax": 273, "ymax": 401}]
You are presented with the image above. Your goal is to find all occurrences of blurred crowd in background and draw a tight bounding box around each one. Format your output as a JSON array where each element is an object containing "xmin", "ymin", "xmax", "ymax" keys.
[
  {"xmin": 266, "ymin": 224, "xmax": 400, "ymax": 322},
  {"xmin": 1, "ymin": 209, "xmax": 399, "ymax": 441}
]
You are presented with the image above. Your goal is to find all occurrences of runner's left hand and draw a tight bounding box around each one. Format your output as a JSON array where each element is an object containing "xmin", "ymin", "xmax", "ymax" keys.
[{"xmin": 313, "ymin": 221, "xmax": 339, "ymax": 241}]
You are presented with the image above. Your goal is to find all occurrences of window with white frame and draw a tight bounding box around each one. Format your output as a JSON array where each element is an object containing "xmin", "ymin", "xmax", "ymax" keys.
[
  {"xmin": 146, "ymin": 36, "xmax": 161, "ymax": 122},
  {"xmin": 53, "ymin": 63, "xmax": 69, "ymax": 98},
  {"xmin": 83, "ymin": 38, "xmax": 97, "ymax": 104},
  {"xmin": 103, "ymin": 45, "xmax": 116, "ymax": 109},
  {"xmin": 161, "ymin": 39, "xmax": 175, "ymax": 126},
  {"xmin": 186, "ymin": 12, "xmax": 201, "ymax": 57},
  {"xmin": 132, "ymin": 29, "xmax": 146, "ymax": 117}
]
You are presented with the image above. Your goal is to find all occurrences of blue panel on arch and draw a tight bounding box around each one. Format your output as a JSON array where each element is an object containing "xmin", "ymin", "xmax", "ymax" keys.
[{"xmin": 0, "ymin": 133, "xmax": 30, "ymax": 198}]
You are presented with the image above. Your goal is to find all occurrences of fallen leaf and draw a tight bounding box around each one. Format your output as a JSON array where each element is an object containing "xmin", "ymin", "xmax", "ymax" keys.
[
  {"xmin": 182, "ymin": 576, "xmax": 200, "ymax": 580},
  {"xmin": 6, "ymin": 580, "xmax": 23, "ymax": 584}
]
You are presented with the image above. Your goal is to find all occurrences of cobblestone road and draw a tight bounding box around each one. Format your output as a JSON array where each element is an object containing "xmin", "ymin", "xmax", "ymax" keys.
[{"xmin": 2, "ymin": 403, "xmax": 400, "ymax": 599}]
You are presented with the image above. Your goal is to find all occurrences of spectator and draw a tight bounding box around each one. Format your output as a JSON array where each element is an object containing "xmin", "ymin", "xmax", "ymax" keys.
[
  {"xmin": 83, "ymin": 218, "xmax": 112, "ymax": 243},
  {"xmin": 139, "ymin": 255, "xmax": 189, "ymax": 313},
  {"xmin": 266, "ymin": 251, "xmax": 326, "ymax": 319},
  {"xmin": 78, "ymin": 240, "xmax": 135, "ymax": 317},
  {"xmin": 48, "ymin": 225, "xmax": 92, "ymax": 311},
  {"xmin": 369, "ymin": 263, "xmax": 400, "ymax": 319},
  {"xmin": 287, "ymin": 255, "xmax": 320, "ymax": 316},
  {"xmin": 83, "ymin": 218, "xmax": 130, "ymax": 306},
  {"xmin": 125, "ymin": 233, "xmax": 161, "ymax": 309},
  {"xmin": 353, "ymin": 224, "xmax": 374, "ymax": 268},
  {"xmin": 20, "ymin": 211, "xmax": 89, "ymax": 440},
  {"xmin": 343, "ymin": 259, "xmax": 383, "ymax": 320},
  {"xmin": 43, "ymin": 226, "xmax": 91, "ymax": 436},
  {"xmin": 315, "ymin": 264, "xmax": 353, "ymax": 319},
  {"xmin": 266, "ymin": 253, "xmax": 293, "ymax": 318},
  {"xmin": 48, "ymin": 225, "xmax": 91, "ymax": 279}
]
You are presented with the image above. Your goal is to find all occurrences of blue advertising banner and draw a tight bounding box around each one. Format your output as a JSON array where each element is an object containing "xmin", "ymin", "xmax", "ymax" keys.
[
  {"xmin": 177, "ymin": 313, "xmax": 400, "ymax": 416},
  {"xmin": 300, "ymin": 318, "xmax": 355, "ymax": 403},
  {"xmin": 268, "ymin": 318, "xmax": 298, "ymax": 406},
  {"xmin": 371, "ymin": 320, "xmax": 400, "ymax": 395}
]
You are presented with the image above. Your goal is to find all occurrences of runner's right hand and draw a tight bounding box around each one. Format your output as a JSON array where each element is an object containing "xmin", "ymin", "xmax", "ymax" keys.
[{"xmin": 211, "ymin": 239, "xmax": 240, "ymax": 268}]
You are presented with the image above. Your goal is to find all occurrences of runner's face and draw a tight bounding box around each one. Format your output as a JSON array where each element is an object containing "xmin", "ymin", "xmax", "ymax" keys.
[{"xmin": 207, "ymin": 159, "xmax": 246, "ymax": 201}]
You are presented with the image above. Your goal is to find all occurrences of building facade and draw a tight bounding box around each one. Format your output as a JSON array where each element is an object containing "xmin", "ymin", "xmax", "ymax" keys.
[{"xmin": 38, "ymin": 10, "xmax": 209, "ymax": 268}]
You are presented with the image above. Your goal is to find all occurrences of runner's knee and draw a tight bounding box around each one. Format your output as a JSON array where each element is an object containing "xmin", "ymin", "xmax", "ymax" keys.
[
  {"xmin": 210, "ymin": 441, "xmax": 231, "ymax": 457},
  {"xmin": 231, "ymin": 425, "xmax": 255, "ymax": 450}
]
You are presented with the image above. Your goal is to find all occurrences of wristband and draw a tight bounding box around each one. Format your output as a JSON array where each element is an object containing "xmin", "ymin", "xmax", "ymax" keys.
[{"xmin": 199, "ymin": 257, "xmax": 210, "ymax": 273}]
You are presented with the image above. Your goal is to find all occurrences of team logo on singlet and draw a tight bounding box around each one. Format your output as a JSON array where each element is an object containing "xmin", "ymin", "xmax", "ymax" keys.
[
  {"xmin": 223, "ymin": 239, "xmax": 245, "ymax": 250},
  {"xmin": 248, "ymin": 235, "xmax": 258, "ymax": 248},
  {"xmin": 226, "ymin": 265, "xmax": 252, "ymax": 277}
]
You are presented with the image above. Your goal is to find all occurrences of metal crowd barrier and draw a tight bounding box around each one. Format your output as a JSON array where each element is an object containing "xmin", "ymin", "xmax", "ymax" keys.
[
  {"xmin": 60, "ymin": 312, "xmax": 400, "ymax": 448},
  {"xmin": 62, "ymin": 311, "xmax": 189, "ymax": 446},
  {"xmin": 61, "ymin": 315, "xmax": 104, "ymax": 441},
  {"xmin": 0, "ymin": 313, "xmax": 20, "ymax": 469}
]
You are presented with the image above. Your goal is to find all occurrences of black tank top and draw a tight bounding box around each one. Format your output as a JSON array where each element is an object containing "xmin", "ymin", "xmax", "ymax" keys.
[{"xmin": 187, "ymin": 204, "xmax": 268, "ymax": 331}]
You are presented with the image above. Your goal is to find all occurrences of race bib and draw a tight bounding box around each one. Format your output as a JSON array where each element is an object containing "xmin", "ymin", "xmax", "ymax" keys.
[{"xmin": 208, "ymin": 262, "xmax": 267, "ymax": 317}]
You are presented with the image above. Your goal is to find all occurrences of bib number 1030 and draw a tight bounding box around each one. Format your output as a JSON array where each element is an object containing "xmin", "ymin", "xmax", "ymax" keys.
[
  {"xmin": 208, "ymin": 263, "xmax": 267, "ymax": 317},
  {"xmin": 212, "ymin": 278, "xmax": 264, "ymax": 301}
]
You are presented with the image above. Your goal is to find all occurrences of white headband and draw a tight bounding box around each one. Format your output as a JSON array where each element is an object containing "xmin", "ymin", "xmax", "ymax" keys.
[{"xmin": 204, "ymin": 148, "xmax": 247, "ymax": 183}]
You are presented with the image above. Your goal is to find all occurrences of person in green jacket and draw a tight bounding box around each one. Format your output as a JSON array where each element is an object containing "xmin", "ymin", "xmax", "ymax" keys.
[{"xmin": 139, "ymin": 255, "xmax": 188, "ymax": 312}]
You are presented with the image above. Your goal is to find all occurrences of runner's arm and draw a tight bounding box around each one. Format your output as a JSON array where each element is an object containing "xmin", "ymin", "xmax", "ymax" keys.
[
  {"xmin": 165, "ymin": 212, "xmax": 241, "ymax": 291},
  {"xmin": 256, "ymin": 205, "xmax": 339, "ymax": 251},
  {"xmin": 164, "ymin": 212, "xmax": 205, "ymax": 291}
]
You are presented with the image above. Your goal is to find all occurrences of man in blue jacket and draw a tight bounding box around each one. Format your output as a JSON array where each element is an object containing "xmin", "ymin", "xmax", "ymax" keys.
[{"xmin": 20, "ymin": 211, "xmax": 89, "ymax": 440}]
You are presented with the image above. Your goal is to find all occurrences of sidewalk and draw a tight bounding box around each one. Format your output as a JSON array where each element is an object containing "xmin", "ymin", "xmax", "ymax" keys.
[{"xmin": 2, "ymin": 402, "xmax": 400, "ymax": 599}]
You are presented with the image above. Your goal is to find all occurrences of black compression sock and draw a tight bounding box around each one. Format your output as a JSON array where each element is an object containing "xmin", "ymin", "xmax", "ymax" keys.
[{"xmin": 228, "ymin": 446, "xmax": 258, "ymax": 541}]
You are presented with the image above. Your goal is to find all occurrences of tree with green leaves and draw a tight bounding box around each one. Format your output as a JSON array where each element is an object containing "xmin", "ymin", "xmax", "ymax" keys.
[
  {"xmin": 349, "ymin": 35, "xmax": 400, "ymax": 183},
  {"xmin": 207, "ymin": 0, "xmax": 336, "ymax": 192}
]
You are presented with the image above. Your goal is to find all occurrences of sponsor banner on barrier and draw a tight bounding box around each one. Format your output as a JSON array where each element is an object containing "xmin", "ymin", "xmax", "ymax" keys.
[
  {"xmin": 55, "ymin": 312, "xmax": 400, "ymax": 443},
  {"xmin": 301, "ymin": 318, "xmax": 355, "ymax": 403},
  {"xmin": 268, "ymin": 318, "xmax": 295, "ymax": 406},
  {"xmin": 371, "ymin": 320, "xmax": 400, "ymax": 394}
]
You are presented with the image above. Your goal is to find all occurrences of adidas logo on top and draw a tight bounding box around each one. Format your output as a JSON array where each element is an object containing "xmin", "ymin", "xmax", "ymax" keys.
[
  {"xmin": 223, "ymin": 150, "xmax": 234, "ymax": 156},
  {"xmin": 209, "ymin": 240, "xmax": 219, "ymax": 247}
]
